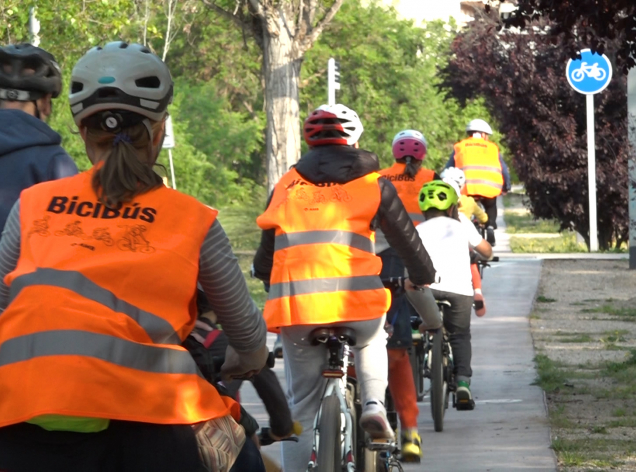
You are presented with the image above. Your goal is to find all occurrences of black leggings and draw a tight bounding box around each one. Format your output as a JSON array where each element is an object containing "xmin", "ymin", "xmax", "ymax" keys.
[
  {"xmin": 0, "ymin": 421, "xmax": 205, "ymax": 472},
  {"xmin": 475, "ymin": 196, "xmax": 498, "ymax": 228}
]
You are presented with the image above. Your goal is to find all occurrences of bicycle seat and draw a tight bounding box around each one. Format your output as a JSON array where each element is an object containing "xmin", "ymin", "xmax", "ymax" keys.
[{"xmin": 309, "ymin": 327, "xmax": 357, "ymax": 347}]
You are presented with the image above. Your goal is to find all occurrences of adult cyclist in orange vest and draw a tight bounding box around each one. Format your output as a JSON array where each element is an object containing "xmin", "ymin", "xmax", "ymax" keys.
[
  {"xmin": 377, "ymin": 129, "xmax": 438, "ymax": 461},
  {"xmin": 444, "ymin": 119, "xmax": 511, "ymax": 246},
  {"xmin": 252, "ymin": 105, "xmax": 437, "ymax": 472},
  {"xmin": 0, "ymin": 42, "xmax": 268, "ymax": 472}
]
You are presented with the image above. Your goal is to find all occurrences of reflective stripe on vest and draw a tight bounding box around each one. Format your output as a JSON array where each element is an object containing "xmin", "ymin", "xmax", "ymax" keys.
[
  {"xmin": 268, "ymin": 275, "xmax": 384, "ymax": 300},
  {"xmin": 408, "ymin": 212, "xmax": 425, "ymax": 224},
  {"xmin": 275, "ymin": 230, "xmax": 374, "ymax": 254},
  {"xmin": 464, "ymin": 179, "xmax": 503, "ymax": 190},
  {"xmin": 462, "ymin": 165, "xmax": 502, "ymax": 173},
  {"xmin": 9, "ymin": 268, "xmax": 180, "ymax": 345},
  {"xmin": 0, "ymin": 330, "xmax": 200, "ymax": 375}
]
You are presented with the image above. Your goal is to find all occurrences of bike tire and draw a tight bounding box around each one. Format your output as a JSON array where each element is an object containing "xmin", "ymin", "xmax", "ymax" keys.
[
  {"xmin": 317, "ymin": 393, "xmax": 342, "ymax": 472},
  {"xmin": 346, "ymin": 382, "xmax": 358, "ymax": 468},
  {"xmin": 430, "ymin": 328, "xmax": 446, "ymax": 432},
  {"xmin": 412, "ymin": 341, "xmax": 426, "ymax": 402}
]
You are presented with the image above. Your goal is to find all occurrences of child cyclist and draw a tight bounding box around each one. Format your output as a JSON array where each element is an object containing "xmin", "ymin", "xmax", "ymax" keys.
[
  {"xmin": 440, "ymin": 167, "xmax": 489, "ymax": 316},
  {"xmin": 416, "ymin": 181, "xmax": 492, "ymax": 409},
  {"xmin": 377, "ymin": 129, "xmax": 439, "ymax": 461}
]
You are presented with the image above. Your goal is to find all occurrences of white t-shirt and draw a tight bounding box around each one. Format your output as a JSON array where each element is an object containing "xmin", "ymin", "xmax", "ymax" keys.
[{"xmin": 416, "ymin": 216, "xmax": 484, "ymax": 296}]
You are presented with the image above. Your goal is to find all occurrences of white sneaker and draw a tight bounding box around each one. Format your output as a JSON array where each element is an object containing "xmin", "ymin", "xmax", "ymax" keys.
[{"xmin": 360, "ymin": 400, "xmax": 395, "ymax": 440}]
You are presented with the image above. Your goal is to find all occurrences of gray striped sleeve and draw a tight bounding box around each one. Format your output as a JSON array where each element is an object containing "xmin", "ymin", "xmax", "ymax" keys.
[
  {"xmin": 0, "ymin": 200, "xmax": 21, "ymax": 312},
  {"xmin": 198, "ymin": 219, "xmax": 267, "ymax": 353}
]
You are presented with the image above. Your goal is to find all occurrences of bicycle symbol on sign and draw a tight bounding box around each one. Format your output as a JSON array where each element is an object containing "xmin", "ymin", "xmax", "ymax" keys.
[{"xmin": 570, "ymin": 62, "xmax": 607, "ymax": 82}]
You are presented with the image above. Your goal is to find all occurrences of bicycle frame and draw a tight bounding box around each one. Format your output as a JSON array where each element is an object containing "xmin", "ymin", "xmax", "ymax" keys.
[{"xmin": 308, "ymin": 342, "xmax": 356, "ymax": 472}]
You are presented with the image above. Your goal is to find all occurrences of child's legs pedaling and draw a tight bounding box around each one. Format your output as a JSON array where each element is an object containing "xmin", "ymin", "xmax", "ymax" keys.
[
  {"xmin": 387, "ymin": 348, "xmax": 418, "ymax": 429},
  {"xmin": 279, "ymin": 316, "xmax": 388, "ymax": 471},
  {"xmin": 431, "ymin": 289, "xmax": 474, "ymax": 383}
]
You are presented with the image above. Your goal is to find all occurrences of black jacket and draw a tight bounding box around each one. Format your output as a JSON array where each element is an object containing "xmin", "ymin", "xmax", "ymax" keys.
[
  {"xmin": 252, "ymin": 145, "xmax": 436, "ymax": 286},
  {"xmin": 0, "ymin": 109, "xmax": 77, "ymax": 234}
]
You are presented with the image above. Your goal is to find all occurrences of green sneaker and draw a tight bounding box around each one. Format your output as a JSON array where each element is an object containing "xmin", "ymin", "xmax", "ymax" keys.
[{"xmin": 455, "ymin": 381, "xmax": 475, "ymax": 411}]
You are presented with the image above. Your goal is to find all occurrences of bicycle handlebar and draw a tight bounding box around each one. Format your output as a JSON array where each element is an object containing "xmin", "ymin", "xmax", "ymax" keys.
[
  {"xmin": 211, "ymin": 351, "xmax": 276, "ymax": 382},
  {"xmin": 258, "ymin": 426, "xmax": 300, "ymax": 446}
]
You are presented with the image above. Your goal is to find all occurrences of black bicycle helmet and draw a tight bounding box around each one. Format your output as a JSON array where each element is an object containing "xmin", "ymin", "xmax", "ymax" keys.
[{"xmin": 0, "ymin": 43, "xmax": 62, "ymax": 101}]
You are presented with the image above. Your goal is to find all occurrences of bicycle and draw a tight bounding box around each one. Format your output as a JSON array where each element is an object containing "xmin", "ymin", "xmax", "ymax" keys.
[
  {"xmin": 307, "ymin": 327, "xmax": 398, "ymax": 472},
  {"xmin": 409, "ymin": 302, "xmax": 456, "ymax": 432}
]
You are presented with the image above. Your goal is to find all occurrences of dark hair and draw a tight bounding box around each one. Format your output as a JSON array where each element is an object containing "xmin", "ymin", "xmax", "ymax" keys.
[
  {"xmin": 86, "ymin": 118, "xmax": 165, "ymax": 208},
  {"xmin": 396, "ymin": 156, "xmax": 421, "ymax": 178},
  {"xmin": 424, "ymin": 205, "xmax": 459, "ymax": 221}
]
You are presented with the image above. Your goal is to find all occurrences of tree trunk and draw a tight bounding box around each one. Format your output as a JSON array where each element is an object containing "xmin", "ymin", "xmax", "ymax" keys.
[{"xmin": 263, "ymin": 19, "xmax": 302, "ymax": 194}]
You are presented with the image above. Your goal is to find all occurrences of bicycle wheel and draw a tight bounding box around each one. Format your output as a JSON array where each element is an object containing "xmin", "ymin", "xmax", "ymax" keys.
[
  {"xmin": 430, "ymin": 328, "xmax": 447, "ymax": 432},
  {"xmin": 411, "ymin": 340, "xmax": 425, "ymax": 402},
  {"xmin": 317, "ymin": 393, "xmax": 342, "ymax": 472}
]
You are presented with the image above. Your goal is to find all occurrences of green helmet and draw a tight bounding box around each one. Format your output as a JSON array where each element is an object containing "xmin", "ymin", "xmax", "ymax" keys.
[{"xmin": 418, "ymin": 180, "xmax": 459, "ymax": 212}]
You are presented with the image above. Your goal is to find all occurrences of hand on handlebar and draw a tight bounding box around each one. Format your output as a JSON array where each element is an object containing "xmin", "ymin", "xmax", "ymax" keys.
[
  {"xmin": 404, "ymin": 278, "xmax": 428, "ymax": 291},
  {"xmin": 221, "ymin": 344, "xmax": 269, "ymax": 381}
]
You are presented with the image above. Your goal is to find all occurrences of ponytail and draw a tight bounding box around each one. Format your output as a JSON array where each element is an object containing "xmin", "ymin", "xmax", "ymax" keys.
[
  {"xmin": 86, "ymin": 119, "xmax": 165, "ymax": 208},
  {"xmin": 396, "ymin": 156, "xmax": 422, "ymax": 178}
]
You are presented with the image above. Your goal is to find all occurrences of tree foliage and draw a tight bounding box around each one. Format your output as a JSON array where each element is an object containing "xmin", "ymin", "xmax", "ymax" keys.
[
  {"xmin": 498, "ymin": 0, "xmax": 636, "ymax": 71},
  {"xmin": 301, "ymin": 1, "xmax": 497, "ymax": 171},
  {"xmin": 439, "ymin": 15, "xmax": 629, "ymax": 249}
]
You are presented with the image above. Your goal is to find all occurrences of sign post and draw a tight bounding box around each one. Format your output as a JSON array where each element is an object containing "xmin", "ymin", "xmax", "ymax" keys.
[
  {"xmin": 162, "ymin": 115, "xmax": 177, "ymax": 189},
  {"xmin": 566, "ymin": 49, "xmax": 613, "ymax": 252},
  {"xmin": 327, "ymin": 58, "xmax": 340, "ymax": 106},
  {"xmin": 628, "ymin": 70, "xmax": 636, "ymax": 268},
  {"xmin": 28, "ymin": 7, "xmax": 41, "ymax": 47}
]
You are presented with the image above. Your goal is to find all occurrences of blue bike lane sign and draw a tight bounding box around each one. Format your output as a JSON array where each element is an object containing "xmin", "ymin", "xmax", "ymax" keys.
[{"xmin": 566, "ymin": 49, "xmax": 612, "ymax": 95}]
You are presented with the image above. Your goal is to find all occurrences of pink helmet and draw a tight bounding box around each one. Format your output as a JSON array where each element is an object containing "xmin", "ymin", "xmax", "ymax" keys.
[{"xmin": 391, "ymin": 129, "xmax": 427, "ymax": 160}]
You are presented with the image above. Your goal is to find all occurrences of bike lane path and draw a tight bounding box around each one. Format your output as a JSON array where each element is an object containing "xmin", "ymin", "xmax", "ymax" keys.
[{"xmin": 403, "ymin": 259, "xmax": 556, "ymax": 471}]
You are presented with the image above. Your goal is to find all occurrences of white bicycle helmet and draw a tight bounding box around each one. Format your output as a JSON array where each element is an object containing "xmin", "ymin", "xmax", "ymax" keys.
[
  {"xmin": 303, "ymin": 104, "xmax": 364, "ymax": 146},
  {"xmin": 440, "ymin": 167, "xmax": 466, "ymax": 192},
  {"xmin": 466, "ymin": 119, "xmax": 493, "ymax": 135},
  {"xmin": 69, "ymin": 42, "xmax": 173, "ymax": 128}
]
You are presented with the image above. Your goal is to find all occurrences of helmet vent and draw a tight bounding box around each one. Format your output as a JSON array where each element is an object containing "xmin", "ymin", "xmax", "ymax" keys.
[
  {"xmin": 119, "ymin": 42, "xmax": 129, "ymax": 49},
  {"xmin": 97, "ymin": 87, "xmax": 119, "ymax": 98},
  {"xmin": 135, "ymin": 76, "xmax": 161, "ymax": 88},
  {"xmin": 140, "ymin": 47, "xmax": 151, "ymax": 54},
  {"xmin": 71, "ymin": 82, "xmax": 84, "ymax": 94}
]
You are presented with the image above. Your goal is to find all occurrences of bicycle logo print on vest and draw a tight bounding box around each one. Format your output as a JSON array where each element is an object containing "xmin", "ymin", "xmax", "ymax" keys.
[{"xmin": 27, "ymin": 196, "xmax": 158, "ymax": 253}]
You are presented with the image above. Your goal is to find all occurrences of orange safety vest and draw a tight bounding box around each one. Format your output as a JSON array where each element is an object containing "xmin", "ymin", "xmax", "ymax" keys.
[
  {"xmin": 378, "ymin": 163, "xmax": 435, "ymax": 226},
  {"xmin": 453, "ymin": 137, "xmax": 504, "ymax": 198},
  {"xmin": 0, "ymin": 169, "xmax": 239, "ymax": 428},
  {"xmin": 257, "ymin": 169, "xmax": 390, "ymax": 332}
]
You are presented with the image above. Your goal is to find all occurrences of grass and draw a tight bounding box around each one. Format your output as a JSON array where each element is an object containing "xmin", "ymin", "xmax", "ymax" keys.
[
  {"xmin": 534, "ymin": 354, "xmax": 568, "ymax": 392},
  {"xmin": 559, "ymin": 334, "xmax": 594, "ymax": 343},
  {"xmin": 581, "ymin": 304, "xmax": 636, "ymax": 321},
  {"xmin": 536, "ymin": 295, "xmax": 556, "ymax": 303},
  {"xmin": 503, "ymin": 212, "xmax": 561, "ymax": 234},
  {"xmin": 551, "ymin": 438, "xmax": 628, "ymax": 468},
  {"xmin": 510, "ymin": 232, "xmax": 587, "ymax": 253}
]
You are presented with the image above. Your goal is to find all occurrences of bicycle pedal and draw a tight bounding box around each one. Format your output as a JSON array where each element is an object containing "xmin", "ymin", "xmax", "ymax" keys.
[
  {"xmin": 366, "ymin": 438, "xmax": 395, "ymax": 451},
  {"xmin": 456, "ymin": 399, "xmax": 475, "ymax": 411},
  {"xmin": 400, "ymin": 454, "xmax": 421, "ymax": 464}
]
